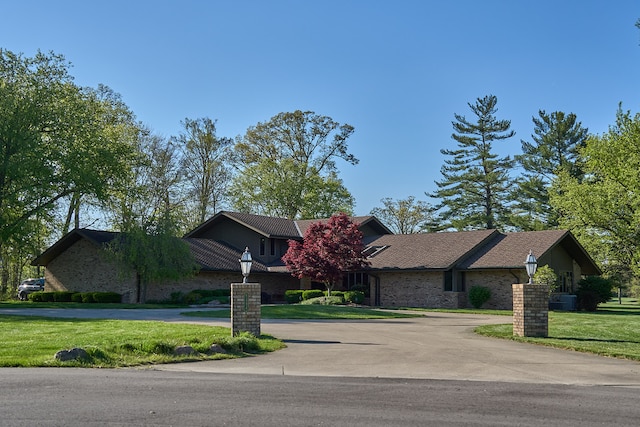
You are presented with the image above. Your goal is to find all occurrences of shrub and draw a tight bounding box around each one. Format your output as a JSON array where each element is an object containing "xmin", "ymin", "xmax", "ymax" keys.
[
  {"xmin": 81, "ymin": 293, "xmax": 95, "ymax": 303},
  {"xmin": 325, "ymin": 290, "xmax": 345, "ymax": 301},
  {"xmin": 343, "ymin": 290, "xmax": 365, "ymax": 304},
  {"xmin": 468, "ymin": 286, "xmax": 491, "ymax": 309},
  {"xmin": 28, "ymin": 291, "xmax": 55, "ymax": 302},
  {"xmin": 284, "ymin": 290, "xmax": 304, "ymax": 304},
  {"xmin": 533, "ymin": 265, "xmax": 559, "ymax": 295},
  {"xmin": 52, "ymin": 291, "xmax": 75, "ymax": 302},
  {"xmin": 92, "ymin": 292, "xmax": 121, "ymax": 303},
  {"xmin": 71, "ymin": 293, "xmax": 83, "ymax": 303},
  {"xmin": 300, "ymin": 296, "xmax": 344, "ymax": 305},
  {"xmin": 28, "ymin": 291, "xmax": 46, "ymax": 302},
  {"xmin": 576, "ymin": 276, "xmax": 614, "ymax": 311},
  {"xmin": 302, "ymin": 289, "xmax": 324, "ymax": 300}
]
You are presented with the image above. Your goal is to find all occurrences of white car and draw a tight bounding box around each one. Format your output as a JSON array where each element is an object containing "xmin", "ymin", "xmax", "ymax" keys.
[{"xmin": 17, "ymin": 278, "xmax": 44, "ymax": 301}]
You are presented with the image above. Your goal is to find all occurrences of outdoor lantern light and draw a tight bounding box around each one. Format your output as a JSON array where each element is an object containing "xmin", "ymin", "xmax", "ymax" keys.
[
  {"xmin": 525, "ymin": 250, "xmax": 538, "ymax": 284},
  {"xmin": 240, "ymin": 247, "xmax": 252, "ymax": 283}
]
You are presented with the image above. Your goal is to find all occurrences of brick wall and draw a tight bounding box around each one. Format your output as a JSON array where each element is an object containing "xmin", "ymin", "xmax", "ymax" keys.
[
  {"xmin": 376, "ymin": 271, "xmax": 466, "ymax": 308},
  {"xmin": 465, "ymin": 270, "xmax": 523, "ymax": 310},
  {"xmin": 231, "ymin": 283, "xmax": 261, "ymax": 336},
  {"xmin": 512, "ymin": 283, "xmax": 549, "ymax": 337},
  {"xmin": 45, "ymin": 239, "xmax": 136, "ymax": 302}
]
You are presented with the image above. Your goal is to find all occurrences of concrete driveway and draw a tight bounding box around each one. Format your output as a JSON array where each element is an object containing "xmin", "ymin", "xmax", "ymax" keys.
[{"xmin": 2, "ymin": 307, "xmax": 639, "ymax": 386}]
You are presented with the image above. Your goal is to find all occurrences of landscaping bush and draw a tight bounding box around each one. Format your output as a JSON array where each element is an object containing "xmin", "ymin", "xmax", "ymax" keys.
[
  {"xmin": 343, "ymin": 290, "xmax": 365, "ymax": 304},
  {"xmin": 324, "ymin": 290, "xmax": 345, "ymax": 301},
  {"xmin": 181, "ymin": 289, "xmax": 231, "ymax": 305},
  {"xmin": 92, "ymin": 292, "xmax": 122, "ymax": 303},
  {"xmin": 52, "ymin": 291, "xmax": 75, "ymax": 302},
  {"xmin": 71, "ymin": 293, "xmax": 84, "ymax": 303},
  {"xmin": 576, "ymin": 276, "xmax": 614, "ymax": 311},
  {"xmin": 284, "ymin": 290, "xmax": 304, "ymax": 303},
  {"xmin": 81, "ymin": 292, "xmax": 96, "ymax": 303},
  {"xmin": 300, "ymin": 296, "xmax": 344, "ymax": 305},
  {"xmin": 28, "ymin": 291, "xmax": 47, "ymax": 302},
  {"xmin": 468, "ymin": 286, "xmax": 491, "ymax": 309},
  {"xmin": 302, "ymin": 289, "xmax": 324, "ymax": 300}
]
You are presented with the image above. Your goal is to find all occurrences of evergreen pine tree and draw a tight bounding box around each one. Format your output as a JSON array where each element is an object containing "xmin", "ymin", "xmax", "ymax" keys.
[
  {"xmin": 512, "ymin": 110, "xmax": 588, "ymax": 230},
  {"xmin": 431, "ymin": 95, "xmax": 515, "ymax": 230}
]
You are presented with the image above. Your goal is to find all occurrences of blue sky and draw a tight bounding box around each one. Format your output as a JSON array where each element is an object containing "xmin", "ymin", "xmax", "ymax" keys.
[{"xmin": 3, "ymin": 1, "xmax": 639, "ymax": 216}]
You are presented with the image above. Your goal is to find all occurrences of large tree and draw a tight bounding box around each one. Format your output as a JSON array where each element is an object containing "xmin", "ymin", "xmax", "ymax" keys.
[
  {"xmin": 551, "ymin": 107, "xmax": 640, "ymax": 280},
  {"xmin": 282, "ymin": 213, "xmax": 369, "ymax": 295},
  {"xmin": 0, "ymin": 50, "xmax": 138, "ymax": 292},
  {"xmin": 512, "ymin": 110, "xmax": 588, "ymax": 230},
  {"xmin": 231, "ymin": 110, "xmax": 357, "ymax": 219},
  {"xmin": 370, "ymin": 196, "xmax": 436, "ymax": 234},
  {"xmin": 430, "ymin": 95, "xmax": 515, "ymax": 230},
  {"xmin": 173, "ymin": 117, "xmax": 233, "ymax": 227}
]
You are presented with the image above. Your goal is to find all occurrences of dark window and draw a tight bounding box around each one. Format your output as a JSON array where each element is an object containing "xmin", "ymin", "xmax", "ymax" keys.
[
  {"xmin": 444, "ymin": 271, "xmax": 453, "ymax": 292},
  {"xmin": 270, "ymin": 239, "xmax": 276, "ymax": 256},
  {"xmin": 444, "ymin": 271, "xmax": 465, "ymax": 292},
  {"xmin": 260, "ymin": 238, "xmax": 265, "ymax": 256}
]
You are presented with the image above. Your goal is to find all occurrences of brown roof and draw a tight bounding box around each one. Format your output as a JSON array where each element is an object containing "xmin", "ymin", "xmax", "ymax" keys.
[
  {"xmin": 363, "ymin": 229, "xmax": 498, "ymax": 270},
  {"xmin": 459, "ymin": 229, "xmax": 601, "ymax": 274},
  {"xmin": 32, "ymin": 229, "xmax": 118, "ymax": 266},
  {"xmin": 184, "ymin": 238, "xmax": 268, "ymax": 272},
  {"xmin": 295, "ymin": 215, "xmax": 392, "ymax": 237},
  {"xmin": 185, "ymin": 211, "xmax": 300, "ymax": 239}
]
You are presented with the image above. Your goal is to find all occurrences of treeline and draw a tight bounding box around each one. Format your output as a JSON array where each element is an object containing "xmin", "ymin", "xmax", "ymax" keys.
[{"xmin": 2, "ymin": 48, "xmax": 639, "ymax": 297}]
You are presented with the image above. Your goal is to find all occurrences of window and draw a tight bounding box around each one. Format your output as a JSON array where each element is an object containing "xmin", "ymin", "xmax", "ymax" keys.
[
  {"xmin": 559, "ymin": 271, "xmax": 574, "ymax": 293},
  {"xmin": 444, "ymin": 270, "xmax": 465, "ymax": 292},
  {"xmin": 260, "ymin": 238, "xmax": 265, "ymax": 256},
  {"xmin": 343, "ymin": 272, "xmax": 370, "ymax": 294},
  {"xmin": 270, "ymin": 239, "xmax": 276, "ymax": 256}
]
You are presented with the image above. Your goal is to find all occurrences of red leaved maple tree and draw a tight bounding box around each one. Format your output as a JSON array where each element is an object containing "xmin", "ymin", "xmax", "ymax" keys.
[{"xmin": 282, "ymin": 212, "xmax": 370, "ymax": 295}]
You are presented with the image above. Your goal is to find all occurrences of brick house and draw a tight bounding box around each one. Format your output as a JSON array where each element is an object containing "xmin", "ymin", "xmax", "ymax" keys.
[{"xmin": 32, "ymin": 211, "xmax": 600, "ymax": 308}]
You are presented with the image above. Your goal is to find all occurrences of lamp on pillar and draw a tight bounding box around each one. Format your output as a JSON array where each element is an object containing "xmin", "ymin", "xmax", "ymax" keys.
[
  {"xmin": 240, "ymin": 247, "xmax": 252, "ymax": 283},
  {"xmin": 525, "ymin": 250, "xmax": 538, "ymax": 284}
]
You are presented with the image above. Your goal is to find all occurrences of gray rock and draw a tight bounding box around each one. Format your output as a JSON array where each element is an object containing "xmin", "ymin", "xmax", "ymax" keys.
[
  {"xmin": 174, "ymin": 345, "xmax": 198, "ymax": 356},
  {"xmin": 208, "ymin": 344, "xmax": 227, "ymax": 354},
  {"xmin": 55, "ymin": 348, "xmax": 89, "ymax": 362}
]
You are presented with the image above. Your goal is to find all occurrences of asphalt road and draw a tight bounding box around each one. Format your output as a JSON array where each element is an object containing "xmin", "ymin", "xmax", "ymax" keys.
[{"xmin": 2, "ymin": 368, "xmax": 640, "ymax": 427}]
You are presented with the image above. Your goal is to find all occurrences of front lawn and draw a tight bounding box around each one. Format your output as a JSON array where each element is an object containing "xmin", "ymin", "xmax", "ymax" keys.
[
  {"xmin": 0, "ymin": 315, "xmax": 283, "ymax": 368},
  {"xmin": 476, "ymin": 300, "xmax": 640, "ymax": 361}
]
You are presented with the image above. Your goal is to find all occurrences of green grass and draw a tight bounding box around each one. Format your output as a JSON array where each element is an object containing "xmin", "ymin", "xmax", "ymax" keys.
[
  {"xmin": 0, "ymin": 315, "xmax": 284, "ymax": 368},
  {"xmin": 476, "ymin": 299, "xmax": 640, "ymax": 361},
  {"xmin": 183, "ymin": 304, "xmax": 424, "ymax": 319}
]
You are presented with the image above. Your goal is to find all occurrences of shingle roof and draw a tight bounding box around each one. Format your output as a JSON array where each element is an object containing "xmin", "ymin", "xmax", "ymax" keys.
[
  {"xmin": 363, "ymin": 230, "xmax": 498, "ymax": 270},
  {"xmin": 185, "ymin": 211, "xmax": 300, "ymax": 239},
  {"xmin": 31, "ymin": 229, "xmax": 119, "ymax": 266},
  {"xmin": 184, "ymin": 238, "xmax": 268, "ymax": 272},
  {"xmin": 295, "ymin": 216, "xmax": 388, "ymax": 237},
  {"xmin": 459, "ymin": 229, "xmax": 601, "ymax": 274}
]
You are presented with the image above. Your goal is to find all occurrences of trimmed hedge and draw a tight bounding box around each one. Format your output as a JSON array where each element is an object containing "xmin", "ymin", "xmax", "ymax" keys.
[
  {"xmin": 285, "ymin": 290, "xmax": 304, "ymax": 304},
  {"xmin": 28, "ymin": 291, "xmax": 121, "ymax": 304},
  {"xmin": 302, "ymin": 289, "xmax": 324, "ymax": 300}
]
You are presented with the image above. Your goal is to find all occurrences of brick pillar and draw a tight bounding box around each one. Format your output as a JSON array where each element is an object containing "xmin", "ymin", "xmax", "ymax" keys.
[
  {"xmin": 231, "ymin": 283, "xmax": 261, "ymax": 337},
  {"xmin": 512, "ymin": 283, "xmax": 549, "ymax": 337}
]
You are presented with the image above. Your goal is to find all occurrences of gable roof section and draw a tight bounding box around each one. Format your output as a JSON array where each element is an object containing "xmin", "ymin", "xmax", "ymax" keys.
[
  {"xmin": 363, "ymin": 229, "xmax": 498, "ymax": 270},
  {"xmin": 185, "ymin": 211, "xmax": 300, "ymax": 239},
  {"xmin": 459, "ymin": 229, "xmax": 601, "ymax": 275},
  {"xmin": 32, "ymin": 229, "xmax": 118, "ymax": 266},
  {"xmin": 183, "ymin": 238, "xmax": 268, "ymax": 272},
  {"xmin": 294, "ymin": 215, "xmax": 393, "ymax": 237}
]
